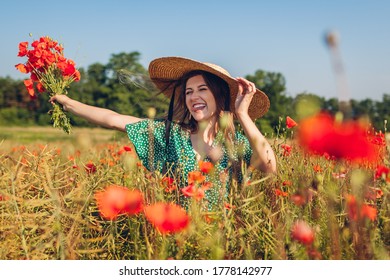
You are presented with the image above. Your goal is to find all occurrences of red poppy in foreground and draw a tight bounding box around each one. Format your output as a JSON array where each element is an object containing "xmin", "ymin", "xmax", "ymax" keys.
[
  {"xmin": 286, "ymin": 116, "xmax": 298, "ymax": 128},
  {"xmin": 94, "ymin": 185, "xmax": 144, "ymax": 220},
  {"xmin": 297, "ymin": 112, "xmax": 380, "ymax": 163},
  {"xmin": 199, "ymin": 160, "xmax": 214, "ymax": 174},
  {"xmin": 161, "ymin": 177, "xmax": 176, "ymax": 193},
  {"xmin": 375, "ymin": 165, "xmax": 390, "ymax": 181},
  {"xmin": 291, "ymin": 220, "xmax": 315, "ymax": 246},
  {"xmin": 144, "ymin": 202, "xmax": 190, "ymax": 234},
  {"xmin": 187, "ymin": 171, "xmax": 206, "ymax": 184}
]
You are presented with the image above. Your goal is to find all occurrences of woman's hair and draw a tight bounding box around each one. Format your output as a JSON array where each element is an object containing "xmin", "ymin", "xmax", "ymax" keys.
[{"xmin": 172, "ymin": 70, "xmax": 236, "ymax": 143}]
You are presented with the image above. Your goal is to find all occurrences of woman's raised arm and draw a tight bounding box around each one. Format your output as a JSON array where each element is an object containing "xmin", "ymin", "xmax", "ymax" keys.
[
  {"xmin": 234, "ymin": 78, "xmax": 277, "ymax": 174},
  {"xmin": 50, "ymin": 95, "xmax": 142, "ymax": 132}
]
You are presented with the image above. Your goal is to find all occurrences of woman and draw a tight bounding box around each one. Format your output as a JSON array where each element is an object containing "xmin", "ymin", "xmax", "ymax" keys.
[{"xmin": 51, "ymin": 57, "xmax": 277, "ymax": 208}]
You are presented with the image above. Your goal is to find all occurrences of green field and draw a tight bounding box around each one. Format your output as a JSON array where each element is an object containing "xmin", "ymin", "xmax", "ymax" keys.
[
  {"xmin": 0, "ymin": 125, "xmax": 389, "ymax": 260},
  {"xmin": 0, "ymin": 126, "xmax": 126, "ymax": 144}
]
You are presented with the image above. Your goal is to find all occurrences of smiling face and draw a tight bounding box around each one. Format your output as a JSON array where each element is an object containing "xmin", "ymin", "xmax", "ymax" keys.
[{"xmin": 185, "ymin": 75, "xmax": 218, "ymax": 123}]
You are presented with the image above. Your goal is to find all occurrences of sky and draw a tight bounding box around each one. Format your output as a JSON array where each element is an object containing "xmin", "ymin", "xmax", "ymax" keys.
[{"xmin": 1, "ymin": 0, "xmax": 389, "ymax": 101}]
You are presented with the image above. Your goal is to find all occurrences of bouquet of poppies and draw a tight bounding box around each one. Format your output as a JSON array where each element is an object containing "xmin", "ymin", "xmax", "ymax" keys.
[{"xmin": 15, "ymin": 35, "xmax": 81, "ymax": 134}]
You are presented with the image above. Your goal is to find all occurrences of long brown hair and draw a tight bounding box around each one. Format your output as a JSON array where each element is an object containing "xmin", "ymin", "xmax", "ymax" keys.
[{"xmin": 171, "ymin": 70, "xmax": 236, "ymax": 142}]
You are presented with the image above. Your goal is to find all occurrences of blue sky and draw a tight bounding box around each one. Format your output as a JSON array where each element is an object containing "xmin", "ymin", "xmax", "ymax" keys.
[{"xmin": 2, "ymin": 0, "xmax": 389, "ymax": 101}]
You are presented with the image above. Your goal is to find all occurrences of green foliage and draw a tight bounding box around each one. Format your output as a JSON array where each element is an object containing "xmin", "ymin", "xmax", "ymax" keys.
[
  {"xmin": 0, "ymin": 53, "xmax": 389, "ymax": 132},
  {"xmin": 0, "ymin": 107, "xmax": 35, "ymax": 126},
  {"xmin": 0, "ymin": 127, "xmax": 389, "ymax": 260}
]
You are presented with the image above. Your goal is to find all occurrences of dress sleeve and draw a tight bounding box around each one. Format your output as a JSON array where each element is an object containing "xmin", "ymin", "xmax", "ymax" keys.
[{"xmin": 125, "ymin": 119, "xmax": 166, "ymax": 172}]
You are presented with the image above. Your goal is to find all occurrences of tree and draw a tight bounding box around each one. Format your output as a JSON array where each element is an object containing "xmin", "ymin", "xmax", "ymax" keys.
[{"xmin": 245, "ymin": 70, "xmax": 292, "ymax": 134}]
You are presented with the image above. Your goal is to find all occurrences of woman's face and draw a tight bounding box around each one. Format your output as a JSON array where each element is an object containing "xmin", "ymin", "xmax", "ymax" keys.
[{"xmin": 185, "ymin": 75, "xmax": 217, "ymax": 123}]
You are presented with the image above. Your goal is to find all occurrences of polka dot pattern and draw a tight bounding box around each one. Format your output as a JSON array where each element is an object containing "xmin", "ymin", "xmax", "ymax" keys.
[{"xmin": 126, "ymin": 119, "xmax": 252, "ymax": 209}]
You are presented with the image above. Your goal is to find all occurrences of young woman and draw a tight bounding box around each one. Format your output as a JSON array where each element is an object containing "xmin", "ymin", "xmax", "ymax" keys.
[{"xmin": 51, "ymin": 57, "xmax": 277, "ymax": 208}]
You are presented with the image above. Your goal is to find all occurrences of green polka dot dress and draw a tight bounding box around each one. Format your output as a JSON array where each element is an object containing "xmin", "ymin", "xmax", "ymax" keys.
[{"xmin": 126, "ymin": 119, "xmax": 252, "ymax": 209}]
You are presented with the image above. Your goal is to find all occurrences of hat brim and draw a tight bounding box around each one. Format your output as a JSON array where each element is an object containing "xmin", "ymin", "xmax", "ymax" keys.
[{"xmin": 148, "ymin": 56, "xmax": 270, "ymax": 120}]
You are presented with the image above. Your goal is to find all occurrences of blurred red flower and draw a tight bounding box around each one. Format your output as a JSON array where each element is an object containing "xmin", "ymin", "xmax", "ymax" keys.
[
  {"xmin": 290, "ymin": 193, "xmax": 306, "ymax": 206},
  {"xmin": 161, "ymin": 177, "xmax": 176, "ymax": 193},
  {"xmin": 370, "ymin": 131, "xmax": 386, "ymax": 146},
  {"xmin": 346, "ymin": 195, "xmax": 358, "ymax": 221},
  {"xmin": 286, "ymin": 116, "xmax": 298, "ymax": 128},
  {"xmin": 360, "ymin": 204, "xmax": 377, "ymax": 221},
  {"xmin": 199, "ymin": 160, "xmax": 214, "ymax": 174},
  {"xmin": 275, "ymin": 189, "xmax": 288, "ymax": 197},
  {"xmin": 297, "ymin": 112, "xmax": 380, "ymax": 163},
  {"xmin": 224, "ymin": 202, "xmax": 236, "ymax": 210},
  {"xmin": 281, "ymin": 144, "xmax": 292, "ymax": 157},
  {"xmin": 375, "ymin": 165, "xmax": 390, "ymax": 181},
  {"xmin": 181, "ymin": 182, "xmax": 211, "ymax": 201},
  {"xmin": 144, "ymin": 202, "xmax": 190, "ymax": 234},
  {"xmin": 188, "ymin": 171, "xmax": 206, "ymax": 184},
  {"xmin": 291, "ymin": 220, "xmax": 315, "ymax": 245},
  {"xmin": 85, "ymin": 162, "xmax": 97, "ymax": 174},
  {"xmin": 117, "ymin": 145, "xmax": 133, "ymax": 156},
  {"xmin": 346, "ymin": 194, "xmax": 377, "ymax": 221},
  {"xmin": 94, "ymin": 185, "xmax": 144, "ymax": 220}
]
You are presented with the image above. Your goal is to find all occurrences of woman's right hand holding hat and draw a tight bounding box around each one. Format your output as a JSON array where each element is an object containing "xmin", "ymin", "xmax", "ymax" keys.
[{"xmin": 235, "ymin": 77, "xmax": 256, "ymax": 118}]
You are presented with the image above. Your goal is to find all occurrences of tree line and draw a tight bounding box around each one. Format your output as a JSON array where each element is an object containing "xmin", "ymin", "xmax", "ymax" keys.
[{"xmin": 1, "ymin": 51, "xmax": 389, "ymax": 135}]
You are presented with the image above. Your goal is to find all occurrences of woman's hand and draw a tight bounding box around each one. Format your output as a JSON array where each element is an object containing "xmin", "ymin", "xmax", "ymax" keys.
[
  {"xmin": 234, "ymin": 77, "xmax": 256, "ymax": 118},
  {"xmin": 49, "ymin": 94, "xmax": 72, "ymax": 111}
]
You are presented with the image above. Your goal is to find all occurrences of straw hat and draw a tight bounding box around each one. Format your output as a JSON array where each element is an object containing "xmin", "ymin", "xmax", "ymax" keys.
[{"xmin": 148, "ymin": 57, "xmax": 270, "ymax": 120}]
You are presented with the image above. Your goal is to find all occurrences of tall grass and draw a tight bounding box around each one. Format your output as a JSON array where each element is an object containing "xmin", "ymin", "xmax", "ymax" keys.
[{"xmin": 0, "ymin": 125, "xmax": 389, "ymax": 260}]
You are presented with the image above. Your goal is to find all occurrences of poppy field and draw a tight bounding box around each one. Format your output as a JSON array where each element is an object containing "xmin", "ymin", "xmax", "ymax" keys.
[{"xmin": 0, "ymin": 112, "xmax": 389, "ymax": 260}]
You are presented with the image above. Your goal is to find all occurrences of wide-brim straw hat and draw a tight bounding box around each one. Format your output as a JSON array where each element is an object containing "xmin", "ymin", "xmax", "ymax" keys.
[{"xmin": 148, "ymin": 56, "xmax": 270, "ymax": 120}]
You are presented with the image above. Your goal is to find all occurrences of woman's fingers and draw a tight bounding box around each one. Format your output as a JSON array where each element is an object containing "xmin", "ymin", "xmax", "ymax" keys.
[{"xmin": 236, "ymin": 77, "xmax": 256, "ymax": 94}]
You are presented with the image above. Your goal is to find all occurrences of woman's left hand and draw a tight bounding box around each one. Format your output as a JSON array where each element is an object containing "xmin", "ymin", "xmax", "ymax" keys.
[{"xmin": 234, "ymin": 77, "xmax": 256, "ymax": 118}]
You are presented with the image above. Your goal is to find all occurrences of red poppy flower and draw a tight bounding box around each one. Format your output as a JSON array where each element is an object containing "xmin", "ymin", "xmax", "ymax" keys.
[
  {"xmin": 297, "ymin": 112, "xmax": 380, "ymax": 163},
  {"xmin": 117, "ymin": 145, "xmax": 133, "ymax": 156},
  {"xmin": 360, "ymin": 204, "xmax": 377, "ymax": 221},
  {"xmin": 23, "ymin": 79, "xmax": 35, "ymax": 97},
  {"xmin": 286, "ymin": 116, "xmax": 298, "ymax": 128},
  {"xmin": 188, "ymin": 171, "xmax": 205, "ymax": 184},
  {"xmin": 15, "ymin": 63, "xmax": 28, "ymax": 74},
  {"xmin": 17, "ymin": 42, "xmax": 29, "ymax": 57},
  {"xmin": 16, "ymin": 35, "xmax": 81, "ymax": 133},
  {"xmin": 280, "ymin": 144, "xmax": 292, "ymax": 157},
  {"xmin": 290, "ymin": 193, "xmax": 306, "ymax": 206},
  {"xmin": 375, "ymin": 165, "xmax": 390, "ymax": 181},
  {"xmin": 313, "ymin": 164, "xmax": 322, "ymax": 173},
  {"xmin": 224, "ymin": 202, "xmax": 236, "ymax": 210},
  {"xmin": 291, "ymin": 220, "xmax": 315, "ymax": 245},
  {"xmin": 346, "ymin": 195, "xmax": 358, "ymax": 221},
  {"xmin": 181, "ymin": 184, "xmax": 196, "ymax": 197},
  {"xmin": 282, "ymin": 180, "xmax": 292, "ymax": 186},
  {"xmin": 275, "ymin": 189, "xmax": 288, "ymax": 197},
  {"xmin": 375, "ymin": 189, "xmax": 384, "ymax": 199},
  {"xmin": 144, "ymin": 202, "xmax": 190, "ymax": 234},
  {"xmin": 199, "ymin": 160, "xmax": 213, "ymax": 174},
  {"xmin": 94, "ymin": 185, "xmax": 144, "ymax": 220},
  {"xmin": 370, "ymin": 131, "xmax": 386, "ymax": 146},
  {"xmin": 161, "ymin": 177, "xmax": 176, "ymax": 193},
  {"xmin": 85, "ymin": 162, "xmax": 97, "ymax": 174}
]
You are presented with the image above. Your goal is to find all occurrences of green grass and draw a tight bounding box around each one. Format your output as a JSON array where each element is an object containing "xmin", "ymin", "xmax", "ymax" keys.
[
  {"xmin": 0, "ymin": 126, "xmax": 126, "ymax": 144},
  {"xmin": 0, "ymin": 126, "xmax": 389, "ymax": 260}
]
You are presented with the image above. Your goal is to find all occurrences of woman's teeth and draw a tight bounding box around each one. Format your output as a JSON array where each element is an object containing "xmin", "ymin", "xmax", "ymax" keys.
[{"xmin": 193, "ymin": 104, "xmax": 206, "ymax": 110}]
